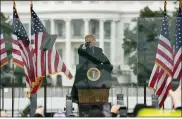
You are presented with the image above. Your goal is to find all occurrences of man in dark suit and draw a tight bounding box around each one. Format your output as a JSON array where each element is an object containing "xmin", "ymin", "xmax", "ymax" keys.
[{"xmin": 71, "ymin": 34, "xmax": 113, "ymax": 103}]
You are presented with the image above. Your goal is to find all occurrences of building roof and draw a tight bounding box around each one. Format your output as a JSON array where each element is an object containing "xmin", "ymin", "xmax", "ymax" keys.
[{"xmin": 1, "ymin": 1, "xmax": 175, "ymax": 16}]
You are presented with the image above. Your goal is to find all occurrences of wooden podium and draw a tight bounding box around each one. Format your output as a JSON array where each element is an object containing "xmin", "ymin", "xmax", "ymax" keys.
[
  {"xmin": 77, "ymin": 88, "xmax": 110, "ymax": 117},
  {"xmin": 78, "ymin": 88, "xmax": 109, "ymax": 104},
  {"xmin": 73, "ymin": 63, "xmax": 113, "ymax": 117}
]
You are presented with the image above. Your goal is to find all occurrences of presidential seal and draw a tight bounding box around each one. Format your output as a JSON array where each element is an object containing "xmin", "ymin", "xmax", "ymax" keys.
[{"xmin": 87, "ymin": 67, "xmax": 101, "ymax": 81}]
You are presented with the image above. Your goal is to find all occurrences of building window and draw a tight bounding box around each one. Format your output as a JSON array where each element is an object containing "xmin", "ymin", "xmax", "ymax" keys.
[
  {"xmin": 89, "ymin": 19, "xmax": 99, "ymax": 38},
  {"xmin": 71, "ymin": 19, "xmax": 84, "ymax": 38},
  {"xmin": 55, "ymin": 20, "xmax": 65, "ymax": 38},
  {"xmin": 74, "ymin": 48, "xmax": 79, "ymax": 65},
  {"xmin": 56, "ymin": 75, "xmax": 62, "ymax": 86},
  {"xmin": 104, "ymin": 43, "xmax": 111, "ymax": 61},
  {"xmin": 124, "ymin": 23, "xmax": 130, "ymax": 30},
  {"xmin": 43, "ymin": 20, "xmax": 51, "ymax": 33},
  {"xmin": 22, "ymin": 76, "xmax": 26, "ymax": 85},
  {"xmin": 22, "ymin": 23, "xmax": 29, "ymax": 35},
  {"xmin": 104, "ymin": 20, "xmax": 111, "ymax": 39}
]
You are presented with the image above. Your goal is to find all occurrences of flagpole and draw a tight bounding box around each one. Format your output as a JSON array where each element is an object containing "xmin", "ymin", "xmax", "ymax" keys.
[
  {"xmin": 179, "ymin": 0, "xmax": 182, "ymax": 117},
  {"xmin": 44, "ymin": 50, "xmax": 47, "ymax": 114},
  {"xmin": 0, "ymin": 67, "xmax": 1, "ymax": 117},
  {"xmin": 164, "ymin": 0, "xmax": 167, "ymax": 16},
  {"xmin": 179, "ymin": 0, "xmax": 181, "ymax": 10},
  {"xmin": 12, "ymin": 64, "xmax": 15, "ymax": 117},
  {"xmin": 2, "ymin": 86, "xmax": 4, "ymax": 110},
  {"xmin": 162, "ymin": 0, "xmax": 166, "ymax": 110},
  {"xmin": 12, "ymin": 1, "xmax": 16, "ymax": 117},
  {"xmin": 30, "ymin": 0, "xmax": 48, "ymax": 114},
  {"xmin": 144, "ymin": 46, "xmax": 147, "ymax": 105},
  {"xmin": 29, "ymin": 1, "xmax": 38, "ymax": 117},
  {"xmin": 30, "ymin": 0, "xmax": 32, "ymax": 6}
]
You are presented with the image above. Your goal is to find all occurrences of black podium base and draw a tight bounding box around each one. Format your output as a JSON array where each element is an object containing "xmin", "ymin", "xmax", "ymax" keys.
[
  {"xmin": 78, "ymin": 103, "xmax": 111, "ymax": 117},
  {"xmin": 78, "ymin": 103, "xmax": 103, "ymax": 117}
]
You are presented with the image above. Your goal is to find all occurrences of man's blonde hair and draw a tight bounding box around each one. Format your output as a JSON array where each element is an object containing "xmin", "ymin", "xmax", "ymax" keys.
[{"xmin": 85, "ymin": 34, "xmax": 96, "ymax": 42}]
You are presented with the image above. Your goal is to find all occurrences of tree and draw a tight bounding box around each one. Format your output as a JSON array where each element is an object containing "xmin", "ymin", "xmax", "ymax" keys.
[
  {"xmin": 122, "ymin": 6, "xmax": 178, "ymax": 86},
  {"xmin": 1, "ymin": 12, "xmax": 12, "ymax": 34},
  {"xmin": 1, "ymin": 12, "xmax": 12, "ymax": 55}
]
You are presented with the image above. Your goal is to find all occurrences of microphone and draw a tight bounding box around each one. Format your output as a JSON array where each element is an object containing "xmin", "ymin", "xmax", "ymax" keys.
[{"xmin": 85, "ymin": 41, "xmax": 91, "ymax": 47}]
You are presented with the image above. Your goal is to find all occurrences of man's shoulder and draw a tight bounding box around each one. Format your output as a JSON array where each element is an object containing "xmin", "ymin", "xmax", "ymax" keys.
[{"xmin": 95, "ymin": 46, "xmax": 103, "ymax": 52}]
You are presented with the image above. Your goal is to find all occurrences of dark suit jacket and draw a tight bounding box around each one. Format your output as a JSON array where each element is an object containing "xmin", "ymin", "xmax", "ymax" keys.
[
  {"xmin": 71, "ymin": 44, "xmax": 113, "ymax": 103},
  {"xmin": 78, "ymin": 44, "xmax": 112, "ymax": 71}
]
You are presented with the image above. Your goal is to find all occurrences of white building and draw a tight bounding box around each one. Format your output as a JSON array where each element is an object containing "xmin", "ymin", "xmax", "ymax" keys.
[
  {"xmin": 1, "ymin": 1, "xmax": 176, "ymax": 116},
  {"xmin": 1, "ymin": 1, "xmax": 176, "ymax": 86}
]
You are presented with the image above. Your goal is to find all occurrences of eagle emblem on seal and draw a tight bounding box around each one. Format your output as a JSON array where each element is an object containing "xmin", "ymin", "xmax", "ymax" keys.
[{"xmin": 87, "ymin": 67, "xmax": 101, "ymax": 81}]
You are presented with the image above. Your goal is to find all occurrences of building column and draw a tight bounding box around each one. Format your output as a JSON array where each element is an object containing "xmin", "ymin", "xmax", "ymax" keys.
[
  {"xmin": 120, "ymin": 19, "xmax": 125, "ymax": 66},
  {"xmin": 99, "ymin": 19, "xmax": 105, "ymax": 50},
  {"xmin": 111, "ymin": 19, "xmax": 117, "ymax": 65},
  {"xmin": 65, "ymin": 19, "xmax": 71, "ymax": 69},
  {"xmin": 84, "ymin": 18, "xmax": 90, "ymax": 37},
  {"xmin": 50, "ymin": 19, "xmax": 55, "ymax": 34}
]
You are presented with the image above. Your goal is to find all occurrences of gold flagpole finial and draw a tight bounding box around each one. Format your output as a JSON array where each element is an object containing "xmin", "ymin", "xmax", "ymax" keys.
[
  {"xmin": 164, "ymin": 0, "xmax": 167, "ymax": 8},
  {"xmin": 13, "ymin": 0, "xmax": 16, "ymax": 8},
  {"xmin": 30, "ymin": 0, "xmax": 33, "ymax": 7},
  {"xmin": 179, "ymin": 0, "xmax": 182, "ymax": 9},
  {"xmin": 30, "ymin": 0, "xmax": 33, "ymax": 18},
  {"xmin": 164, "ymin": 0, "xmax": 167, "ymax": 16},
  {"xmin": 12, "ymin": 1, "xmax": 20, "ymax": 20}
]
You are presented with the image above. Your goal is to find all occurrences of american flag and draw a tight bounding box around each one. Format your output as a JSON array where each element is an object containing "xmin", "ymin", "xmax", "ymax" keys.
[
  {"xmin": 12, "ymin": 2, "xmax": 36, "ymax": 94},
  {"xmin": 148, "ymin": 16, "xmax": 173, "ymax": 108},
  {"xmin": 173, "ymin": 9, "xmax": 182, "ymax": 80},
  {"xmin": 0, "ymin": 33, "xmax": 8, "ymax": 67},
  {"xmin": 31, "ymin": 5, "xmax": 72, "ymax": 81}
]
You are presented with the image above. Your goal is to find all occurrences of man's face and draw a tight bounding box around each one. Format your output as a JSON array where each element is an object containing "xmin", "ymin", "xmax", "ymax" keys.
[
  {"xmin": 90, "ymin": 39, "xmax": 95, "ymax": 47},
  {"xmin": 86, "ymin": 38, "xmax": 95, "ymax": 47}
]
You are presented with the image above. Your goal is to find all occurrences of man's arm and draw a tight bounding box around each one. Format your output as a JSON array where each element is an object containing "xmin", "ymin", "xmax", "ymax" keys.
[
  {"xmin": 96, "ymin": 48, "xmax": 113, "ymax": 72},
  {"xmin": 78, "ymin": 44, "xmax": 102, "ymax": 64},
  {"xmin": 94, "ymin": 48, "xmax": 110, "ymax": 64},
  {"xmin": 78, "ymin": 45, "xmax": 113, "ymax": 71},
  {"xmin": 78, "ymin": 44, "xmax": 88, "ymax": 64},
  {"xmin": 78, "ymin": 44, "xmax": 88, "ymax": 58}
]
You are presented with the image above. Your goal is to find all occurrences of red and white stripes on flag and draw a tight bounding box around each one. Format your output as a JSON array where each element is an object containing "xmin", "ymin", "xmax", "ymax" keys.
[
  {"xmin": 0, "ymin": 34, "xmax": 8, "ymax": 67},
  {"xmin": 12, "ymin": 34, "xmax": 36, "ymax": 93},
  {"xmin": 173, "ymin": 10, "xmax": 182, "ymax": 80},
  {"xmin": 149, "ymin": 35, "xmax": 173, "ymax": 108},
  {"xmin": 155, "ymin": 71, "xmax": 172, "ymax": 108},
  {"xmin": 31, "ymin": 32, "xmax": 73, "ymax": 79},
  {"xmin": 148, "ymin": 16, "xmax": 173, "ymax": 108},
  {"xmin": 149, "ymin": 65, "xmax": 172, "ymax": 107},
  {"xmin": 148, "ymin": 64, "xmax": 160, "ymax": 90},
  {"xmin": 12, "ymin": 2, "xmax": 37, "ymax": 94},
  {"xmin": 12, "ymin": 34, "xmax": 24, "ymax": 68},
  {"xmin": 173, "ymin": 48, "xmax": 182, "ymax": 80},
  {"xmin": 31, "ymin": 6, "xmax": 73, "ymax": 80}
]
